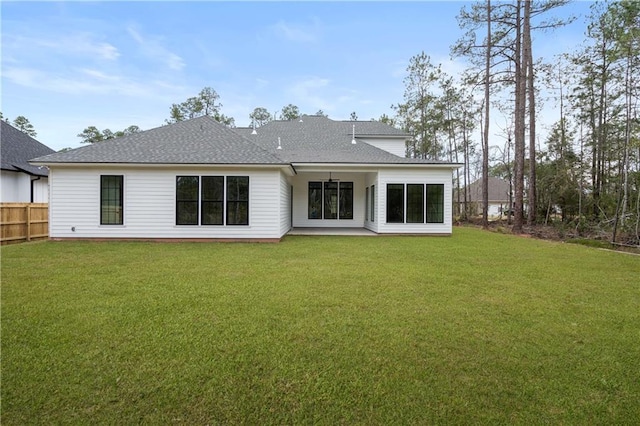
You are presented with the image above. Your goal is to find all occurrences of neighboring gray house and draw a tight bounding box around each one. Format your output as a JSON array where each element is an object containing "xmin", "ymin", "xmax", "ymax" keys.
[
  {"xmin": 32, "ymin": 115, "xmax": 460, "ymax": 241},
  {"xmin": 1, "ymin": 120, "xmax": 55, "ymax": 202},
  {"xmin": 457, "ymin": 177, "xmax": 511, "ymax": 218}
]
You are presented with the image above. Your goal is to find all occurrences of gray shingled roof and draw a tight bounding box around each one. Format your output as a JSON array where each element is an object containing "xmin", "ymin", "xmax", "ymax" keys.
[
  {"xmin": 31, "ymin": 114, "xmax": 452, "ymax": 166},
  {"xmin": 241, "ymin": 115, "xmax": 444, "ymax": 164},
  {"xmin": 1, "ymin": 120, "xmax": 55, "ymax": 176},
  {"xmin": 464, "ymin": 177, "xmax": 511, "ymax": 202},
  {"xmin": 31, "ymin": 116, "xmax": 284, "ymax": 165}
]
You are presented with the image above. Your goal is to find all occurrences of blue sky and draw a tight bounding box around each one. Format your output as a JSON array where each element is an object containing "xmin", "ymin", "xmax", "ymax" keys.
[{"xmin": 2, "ymin": 1, "xmax": 592, "ymax": 151}]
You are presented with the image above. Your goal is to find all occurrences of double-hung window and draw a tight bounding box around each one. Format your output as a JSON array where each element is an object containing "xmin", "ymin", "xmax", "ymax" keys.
[
  {"xmin": 176, "ymin": 176, "xmax": 249, "ymax": 226},
  {"xmin": 100, "ymin": 175, "xmax": 123, "ymax": 225}
]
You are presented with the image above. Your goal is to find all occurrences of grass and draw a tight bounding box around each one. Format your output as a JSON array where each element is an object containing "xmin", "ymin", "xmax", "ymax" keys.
[{"xmin": 1, "ymin": 227, "xmax": 639, "ymax": 424}]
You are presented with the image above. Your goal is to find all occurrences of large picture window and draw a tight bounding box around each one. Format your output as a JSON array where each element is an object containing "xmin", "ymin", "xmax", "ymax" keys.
[
  {"xmin": 100, "ymin": 175, "xmax": 123, "ymax": 225},
  {"xmin": 426, "ymin": 184, "xmax": 444, "ymax": 223},
  {"xmin": 227, "ymin": 176, "xmax": 249, "ymax": 225},
  {"xmin": 176, "ymin": 176, "xmax": 249, "ymax": 226},
  {"xmin": 386, "ymin": 184, "xmax": 404, "ymax": 223}
]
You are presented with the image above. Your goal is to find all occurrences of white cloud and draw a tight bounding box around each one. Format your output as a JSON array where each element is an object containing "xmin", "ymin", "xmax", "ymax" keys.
[
  {"xmin": 2, "ymin": 65, "xmax": 183, "ymax": 99},
  {"xmin": 4, "ymin": 33, "xmax": 120, "ymax": 61},
  {"xmin": 288, "ymin": 76, "xmax": 333, "ymax": 111},
  {"xmin": 271, "ymin": 18, "xmax": 322, "ymax": 43},
  {"xmin": 126, "ymin": 26, "xmax": 185, "ymax": 71}
]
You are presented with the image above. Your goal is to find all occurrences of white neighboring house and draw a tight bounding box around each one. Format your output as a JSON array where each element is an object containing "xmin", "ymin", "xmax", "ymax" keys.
[
  {"xmin": 31, "ymin": 115, "xmax": 461, "ymax": 241},
  {"xmin": 457, "ymin": 177, "xmax": 511, "ymax": 218},
  {"xmin": 1, "ymin": 121, "xmax": 55, "ymax": 203}
]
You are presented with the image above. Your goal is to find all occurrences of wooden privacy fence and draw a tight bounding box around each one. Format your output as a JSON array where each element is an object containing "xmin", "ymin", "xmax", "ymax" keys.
[{"xmin": 1, "ymin": 203, "xmax": 49, "ymax": 244}]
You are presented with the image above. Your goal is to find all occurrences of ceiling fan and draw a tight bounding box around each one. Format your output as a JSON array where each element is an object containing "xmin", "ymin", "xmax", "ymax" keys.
[{"xmin": 327, "ymin": 172, "xmax": 340, "ymax": 182}]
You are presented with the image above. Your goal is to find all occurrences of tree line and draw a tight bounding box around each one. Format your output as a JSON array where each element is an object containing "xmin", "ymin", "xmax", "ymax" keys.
[
  {"xmin": 77, "ymin": 88, "xmax": 360, "ymax": 144},
  {"xmin": 391, "ymin": 0, "xmax": 638, "ymax": 244}
]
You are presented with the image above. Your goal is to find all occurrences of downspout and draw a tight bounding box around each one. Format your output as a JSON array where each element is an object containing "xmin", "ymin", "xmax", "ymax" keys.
[{"xmin": 30, "ymin": 175, "xmax": 41, "ymax": 203}]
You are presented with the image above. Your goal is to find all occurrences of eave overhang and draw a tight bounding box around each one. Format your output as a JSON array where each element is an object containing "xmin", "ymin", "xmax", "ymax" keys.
[{"xmin": 29, "ymin": 161, "xmax": 297, "ymax": 176}]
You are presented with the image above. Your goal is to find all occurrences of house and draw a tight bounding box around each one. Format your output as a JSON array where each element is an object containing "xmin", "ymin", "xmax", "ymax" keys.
[
  {"xmin": 456, "ymin": 177, "xmax": 511, "ymax": 218},
  {"xmin": 1, "ymin": 120, "xmax": 55, "ymax": 202},
  {"xmin": 31, "ymin": 115, "xmax": 461, "ymax": 241}
]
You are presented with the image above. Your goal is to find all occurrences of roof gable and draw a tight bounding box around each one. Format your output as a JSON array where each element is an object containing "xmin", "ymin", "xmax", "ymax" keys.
[{"xmin": 1, "ymin": 121, "xmax": 55, "ymax": 176}]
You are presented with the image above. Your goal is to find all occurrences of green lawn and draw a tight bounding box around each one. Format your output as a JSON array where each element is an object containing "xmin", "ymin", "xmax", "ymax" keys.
[{"xmin": 1, "ymin": 228, "xmax": 638, "ymax": 424}]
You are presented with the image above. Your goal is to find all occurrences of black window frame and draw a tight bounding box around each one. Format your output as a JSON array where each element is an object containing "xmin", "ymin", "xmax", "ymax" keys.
[
  {"xmin": 308, "ymin": 182, "xmax": 323, "ymax": 220},
  {"xmin": 406, "ymin": 184, "xmax": 425, "ymax": 223},
  {"xmin": 426, "ymin": 184, "xmax": 445, "ymax": 224},
  {"xmin": 308, "ymin": 180, "xmax": 354, "ymax": 220},
  {"xmin": 339, "ymin": 182, "xmax": 354, "ymax": 220},
  {"xmin": 226, "ymin": 176, "xmax": 249, "ymax": 226},
  {"xmin": 201, "ymin": 176, "xmax": 224, "ymax": 225},
  {"xmin": 175, "ymin": 175, "xmax": 249, "ymax": 226},
  {"xmin": 371, "ymin": 184, "xmax": 375, "ymax": 222},
  {"xmin": 386, "ymin": 184, "xmax": 405, "ymax": 223},
  {"xmin": 100, "ymin": 175, "xmax": 124, "ymax": 225},
  {"xmin": 176, "ymin": 176, "xmax": 200, "ymax": 225},
  {"xmin": 323, "ymin": 181, "xmax": 338, "ymax": 219},
  {"xmin": 365, "ymin": 186, "xmax": 369, "ymax": 221}
]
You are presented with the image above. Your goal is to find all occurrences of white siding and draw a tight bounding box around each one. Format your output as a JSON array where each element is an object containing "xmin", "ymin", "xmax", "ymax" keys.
[
  {"xmin": 1, "ymin": 170, "xmax": 31, "ymax": 202},
  {"xmin": 49, "ymin": 166, "xmax": 284, "ymax": 239},
  {"xmin": 360, "ymin": 137, "xmax": 406, "ymax": 157},
  {"xmin": 279, "ymin": 172, "xmax": 292, "ymax": 237},
  {"xmin": 291, "ymin": 172, "xmax": 366, "ymax": 228},
  {"xmin": 32, "ymin": 178, "xmax": 49, "ymax": 202},
  {"xmin": 363, "ymin": 172, "xmax": 379, "ymax": 233},
  {"xmin": 376, "ymin": 168, "xmax": 454, "ymax": 235}
]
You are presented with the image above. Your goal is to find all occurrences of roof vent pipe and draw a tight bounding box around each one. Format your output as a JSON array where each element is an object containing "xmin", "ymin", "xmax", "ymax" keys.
[
  {"xmin": 251, "ymin": 120, "xmax": 257, "ymax": 135},
  {"xmin": 277, "ymin": 137, "xmax": 282, "ymax": 150},
  {"xmin": 351, "ymin": 124, "xmax": 357, "ymax": 144}
]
